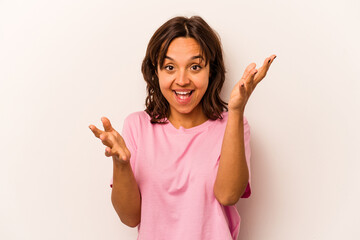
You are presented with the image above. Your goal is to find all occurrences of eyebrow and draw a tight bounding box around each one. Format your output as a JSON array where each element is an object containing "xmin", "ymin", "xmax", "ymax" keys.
[{"xmin": 164, "ymin": 55, "xmax": 204, "ymax": 61}]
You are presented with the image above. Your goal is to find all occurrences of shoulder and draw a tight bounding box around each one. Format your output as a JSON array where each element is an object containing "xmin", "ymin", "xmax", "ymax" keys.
[
  {"xmin": 124, "ymin": 110, "xmax": 151, "ymax": 123},
  {"xmin": 122, "ymin": 111, "xmax": 150, "ymax": 141},
  {"xmin": 122, "ymin": 111, "xmax": 152, "ymax": 135}
]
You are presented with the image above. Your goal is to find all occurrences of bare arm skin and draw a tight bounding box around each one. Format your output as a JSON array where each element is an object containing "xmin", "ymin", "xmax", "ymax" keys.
[
  {"xmin": 89, "ymin": 117, "xmax": 141, "ymax": 227},
  {"xmin": 214, "ymin": 55, "xmax": 277, "ymax": 206},
  {"xmin": 111, "ymin": 159, "xmax": 141, "ymax": 227},
  {"xmin": 214, "ymin": 111, "xmax": 249, "ymax": 206}
]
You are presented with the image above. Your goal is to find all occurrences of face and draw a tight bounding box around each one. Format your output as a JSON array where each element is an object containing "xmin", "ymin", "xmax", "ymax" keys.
[{"xmin": 156, "ymin": 37, "xmax": 210, "ymax": 119}]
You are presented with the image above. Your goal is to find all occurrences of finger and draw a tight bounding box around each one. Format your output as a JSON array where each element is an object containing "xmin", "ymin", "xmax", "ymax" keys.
[
  {"xmin": 113, "ymin": 147, "xmax": 128, "ymax": 161},
  {"xmin": 247, "ymin": 68, "xmax": 258, "ymax": 83},
  {"xmin": 89, "ymin": 125, "xmax": 104, "ymax": 138},
  {"xmin": 124, "ymin": 147, "xmax": 131, "ymax": 159},
  {"xmin": 105, "ymin": 146, "xmax": 122, "ymax": 159},
  {"xmin": 256, "ymin": 57, "xmax": 271, "ymax": 80},
  {"xmin": 99, "ymin": 132, "xmax": 114, "ymax": 148},
  {"xmin": 119, "ymin": 148, "xmax": 130, "ymax": 161},
  {"xmin": 266, "ymin": 54, "xmax": 277, "ymax": 68},
  {"xmin": 241, "ymin": 63, "xmax": 257, "ymax": 83},
  {"xmin": 254, "ymin": 55, "xmax": 276, "ymax": 85},
  {"xmin": 244, "ymin": 68, "xmax": 257, "ymax": 92},
  {"xmin": 270, "ymin": 54, "xmax": 277, "ymax": 63},
  {"xmin": 105, "ymin": 146, "xmax": 118, "ymax": 157},
  {"xmin": 105, "ymin": 146, "xmax": 112, "ymax": 157},
  {"xmin": 101, "ymin": 117, "xmax": 114, "ymax": 132}
]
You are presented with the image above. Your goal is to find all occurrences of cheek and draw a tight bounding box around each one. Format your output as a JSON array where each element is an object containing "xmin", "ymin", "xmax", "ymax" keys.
[
  {"xmin": 158, "ymin": 75, "xmax": 172, "ymax": 95},
  {"xmin": 203, "ymin": 78, "xmax": 209, "ymax": 89},
  {"xmin": 198, "ymin": 68, "xmax": 210, "ymax": 89},
  {"xmin": 196, "ymin": 75, "xmax": 209, "ymax": 91}
]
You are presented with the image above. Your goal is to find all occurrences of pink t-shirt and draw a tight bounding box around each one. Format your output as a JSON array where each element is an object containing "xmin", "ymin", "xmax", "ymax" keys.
[{"xmin": 110, "ymin": 110, "xmax": 251, "ymax": 240}]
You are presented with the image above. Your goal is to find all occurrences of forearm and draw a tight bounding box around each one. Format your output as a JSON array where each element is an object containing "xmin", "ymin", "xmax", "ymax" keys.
[
  {"xmin": 214, "ymin": 110, "xmax": 249, "ymax": 206},
  {"xmin": 111, "ymin": 160, "xmax": 141, "ymax": 227}
]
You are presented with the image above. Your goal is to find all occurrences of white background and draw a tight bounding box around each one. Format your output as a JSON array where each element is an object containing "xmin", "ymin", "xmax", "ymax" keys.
[{"xmin": 1, "ymin": 0, "xmax": 359, "ymax": 239}]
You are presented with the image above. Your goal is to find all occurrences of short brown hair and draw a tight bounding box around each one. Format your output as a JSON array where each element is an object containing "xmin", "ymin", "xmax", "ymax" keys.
[{"xmin": 141, "ymin": 16, "xmax": 228, "ymax": 123}]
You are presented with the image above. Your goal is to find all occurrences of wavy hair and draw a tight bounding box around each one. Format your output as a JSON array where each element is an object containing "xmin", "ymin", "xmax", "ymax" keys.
[{"xmin": 141, "ymin": 16, "xmax": 228, "ymax": 123}]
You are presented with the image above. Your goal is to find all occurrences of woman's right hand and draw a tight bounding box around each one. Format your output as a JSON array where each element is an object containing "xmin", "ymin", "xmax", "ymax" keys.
[{"xmin": 89, "ymin": 117, "xmax": 131, "ymax": 165}]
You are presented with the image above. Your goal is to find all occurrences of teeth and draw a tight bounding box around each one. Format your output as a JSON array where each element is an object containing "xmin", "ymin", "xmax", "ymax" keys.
[
  {"xmin": 175, "ymin": 91, "xmax": 192, "ymax": 95},
  {"xmin": 174, "ymin": 90, "xmax": 192, "ymax": 100}
]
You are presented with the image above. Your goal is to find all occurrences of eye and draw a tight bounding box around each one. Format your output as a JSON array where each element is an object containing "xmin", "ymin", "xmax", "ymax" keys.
[
  {"xmin": 191, "ymin": 65, "xmax": 202, "ymax": 71},
  {"xmin": 164, "ymin": 65, "xmax": 174, "ymax": 71}
]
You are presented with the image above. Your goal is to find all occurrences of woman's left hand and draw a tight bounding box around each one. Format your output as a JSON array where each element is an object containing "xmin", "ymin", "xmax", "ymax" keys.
[{"xmin": 228, "ymin": 54, "xmax": 277, "ymax": 114}]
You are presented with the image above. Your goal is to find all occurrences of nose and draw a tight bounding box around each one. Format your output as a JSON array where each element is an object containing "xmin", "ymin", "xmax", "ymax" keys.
[{"xmin": 175, "ymin": 69, "xmax": 190, "ymax": 86}]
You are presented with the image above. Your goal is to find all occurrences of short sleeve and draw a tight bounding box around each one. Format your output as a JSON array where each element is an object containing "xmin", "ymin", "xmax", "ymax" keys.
[
  {"xmin": 240, "ymin": 116, "xmax": 251, "ymax": 198},
  {"xmin": 110, "ymin": 114, "xmax": 138, "ymax": 188}
]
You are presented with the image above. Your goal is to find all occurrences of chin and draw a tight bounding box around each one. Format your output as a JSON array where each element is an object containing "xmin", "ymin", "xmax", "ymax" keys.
[
  {"xmin": 173, "ymin": 108, "xmax": 194, "ymax": 115},
  {"xmin": 171, "ymin": 103, "xmax": 202, "ymax": 115}
]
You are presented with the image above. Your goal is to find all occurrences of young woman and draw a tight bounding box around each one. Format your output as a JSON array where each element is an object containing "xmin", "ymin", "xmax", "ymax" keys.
[{"xmin": 89, "ymin": 16, "xmax": 276, "ymax": 240}]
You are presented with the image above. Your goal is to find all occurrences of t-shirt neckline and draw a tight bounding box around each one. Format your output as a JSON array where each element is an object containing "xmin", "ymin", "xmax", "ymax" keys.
[
  {"xmin": 163, "ymin": 112, "xmax": 227, "ymax": 134},
  {"xmin": 143, "ymin": 110, "xmax": 228, "ymax": 134}
]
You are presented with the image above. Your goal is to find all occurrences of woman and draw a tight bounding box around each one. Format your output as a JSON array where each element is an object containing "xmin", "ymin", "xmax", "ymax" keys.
[{"xmin": 89, "ymin": 15, "xmax": 276, "ymax": 240}]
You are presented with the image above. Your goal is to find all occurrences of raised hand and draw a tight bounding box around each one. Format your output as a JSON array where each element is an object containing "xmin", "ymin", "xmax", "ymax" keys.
[
  {"xmin": 89, "ymin": 117, "xmax": 131, "ymax": 165},
  {"xmin": 228, "ymin": 54, "xmax": 276, "ymax": 113}
]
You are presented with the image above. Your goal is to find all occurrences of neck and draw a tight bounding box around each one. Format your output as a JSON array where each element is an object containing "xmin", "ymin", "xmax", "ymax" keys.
[{"xmin": 168, "ymin": 105, "xmax": 208, "ymax": 129}]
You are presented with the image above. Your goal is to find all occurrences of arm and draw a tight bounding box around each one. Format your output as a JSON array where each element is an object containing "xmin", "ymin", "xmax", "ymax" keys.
[
  {"xmin": 111, "ymin": 159, "xmax": 141, "ymax": 228},
  {"xmin": 213, "ymin": 54, "xmax": 276, "ymax": 206},
  {"xmin": 213, "ymin": 111, "xmax": 249, "ymax": 206},
  {"xmin": 89, "ymin": 117, "xmax": 141, "ymax": 227}
]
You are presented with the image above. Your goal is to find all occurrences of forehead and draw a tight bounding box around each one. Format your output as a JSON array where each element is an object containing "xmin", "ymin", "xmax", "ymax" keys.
[{"xmin": 165, "ymin": 37, "xmax": 203, "ymax": 61}]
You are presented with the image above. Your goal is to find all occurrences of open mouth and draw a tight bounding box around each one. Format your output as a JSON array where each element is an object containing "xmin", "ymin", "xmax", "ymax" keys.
[
  {"xmin": 173, "ymin": 90, "xmax": 193, "ymax": 98},
  {"xmin": 173, "ymin": 90, "xmax": 194, "ymax": 102}
]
